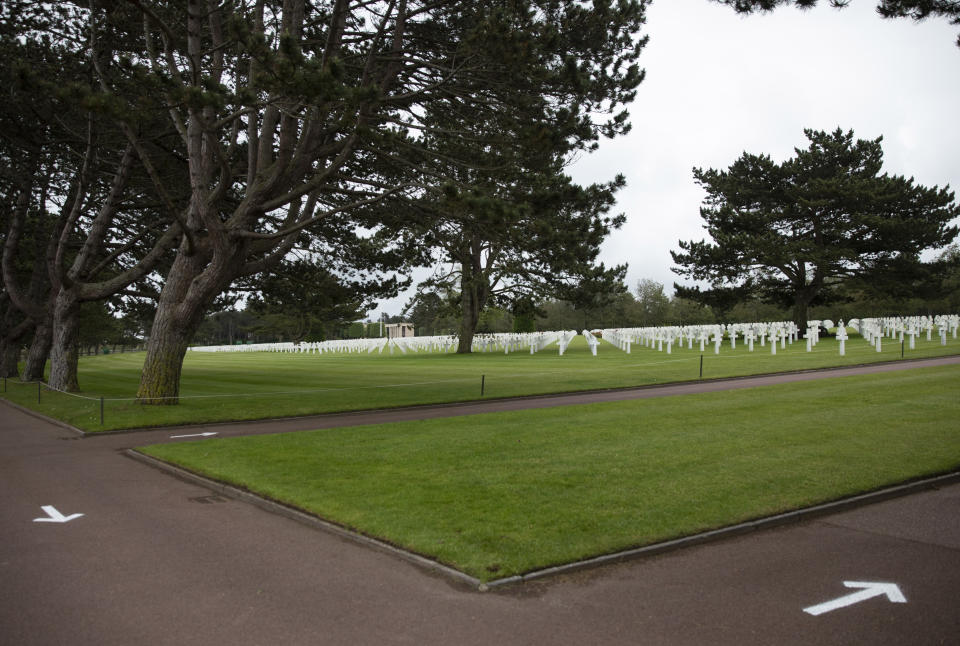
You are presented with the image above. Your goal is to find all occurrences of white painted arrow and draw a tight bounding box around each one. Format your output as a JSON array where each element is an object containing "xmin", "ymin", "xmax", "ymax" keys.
[
  {"xmin": 169, "ymin": 432, "xmax": 218, "ymax": 439},
  {"xmin": 33, "ymin": 505, "xmax": 84, "ymax": 524},
  {"xmin": 804, "ymin": 581, "xmax": 906, "ymax": 616}
]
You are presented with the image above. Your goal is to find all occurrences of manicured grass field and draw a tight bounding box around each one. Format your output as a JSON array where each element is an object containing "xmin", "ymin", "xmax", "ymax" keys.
[
  {"xmin": 3, "ymin": 331, "xmax": 958, "ymax": 431},
  {"xmin": 139, "ymin": 364, "xmax": 960, "ymax": 582}
]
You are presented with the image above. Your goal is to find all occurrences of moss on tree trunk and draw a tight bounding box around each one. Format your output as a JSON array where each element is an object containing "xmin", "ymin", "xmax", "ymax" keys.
[{"xmin": 137, "ymin": 243, "xmax": 231, "ymax": 405}]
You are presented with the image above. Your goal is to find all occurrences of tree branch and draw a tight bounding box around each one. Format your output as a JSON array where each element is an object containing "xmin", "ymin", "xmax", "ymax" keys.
[{"xmin": 236, "ymin": 184, "xmax": 410, "ymax": 241}]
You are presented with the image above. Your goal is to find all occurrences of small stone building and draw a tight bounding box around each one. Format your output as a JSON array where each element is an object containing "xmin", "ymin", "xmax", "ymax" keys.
[{"xmin": 385, "ymin": 322, "xmax": 415, "ymax": 339}]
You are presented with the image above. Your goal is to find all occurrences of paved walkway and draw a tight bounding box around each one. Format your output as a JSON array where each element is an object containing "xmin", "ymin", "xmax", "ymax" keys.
[
  {"xmin": 81, "ymin": 355, "xmax": 960, "ymax": 446},
  {"xmin": 2, "ymin": 357, "xmax": 959, "ymax": 644}
]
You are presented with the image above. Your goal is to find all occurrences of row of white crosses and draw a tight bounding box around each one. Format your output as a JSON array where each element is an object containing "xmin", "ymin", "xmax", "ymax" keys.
[
  {"xmin": 187, "ymin": 336, "xmax": 458, "ymax": 355},
  {"xmin": 803, "ymin": 319, "xmax": 834, "ymax": 352},
  {"xmin": 188, "ymin": 339, "xmax": 384, "ymax": 354},
  {"xmin": 187, "ymin": 314, "xmax": 957, "ymax": 357},
  {"xmin": 599, "ymin": 314, "xmax": 959, "ymax": 358},
  {"xmin": 730, "ymin": 322, "xmax": 799, "ymax": 354},
  {"xmin": 556, "ymin": 330, "xmax": 579, "ymax": 355},
  {"xmin": 849, "ymin": 315, "xmax": 960, "ymax": 352},
  {"xmin": 469, "ymin": 331, "xmax": 575, "ymax": 354},
  {"xmin": 188, "ymin": 331, "xmax": 581, "ymax": 356},
  {"xmin": 598, "ymin": 322, "xmax": 801, "ymax": 356}
]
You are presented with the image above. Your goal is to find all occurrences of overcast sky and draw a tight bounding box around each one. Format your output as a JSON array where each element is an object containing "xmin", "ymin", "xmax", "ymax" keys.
[{"xmin": 371, "ymin": 0, "xmax": 960, "ymax": 319}]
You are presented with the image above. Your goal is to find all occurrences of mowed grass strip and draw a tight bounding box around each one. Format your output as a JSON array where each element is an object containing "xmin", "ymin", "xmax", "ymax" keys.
[
  {"xmin": 139, "ymin": 365, "xmax": 960, "ymax": 582},
  {"xmin": 6, "ymin": 332, "xmax": 959, "ymax": 431}
]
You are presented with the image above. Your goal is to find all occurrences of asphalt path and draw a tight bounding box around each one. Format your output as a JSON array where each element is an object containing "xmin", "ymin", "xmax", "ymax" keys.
[
  {"xmin": 81, "ymin": 355, "xmax": 960, "ymax": 447},
  {"xmin": 2, "ymin": 357, "xmax": 959, "ymax": 645}
]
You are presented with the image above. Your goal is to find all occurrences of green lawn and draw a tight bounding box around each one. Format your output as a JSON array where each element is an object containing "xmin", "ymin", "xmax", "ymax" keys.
[
  {"xmin": 139, "ymin": 364, "xmax": 960, "ymax": 582},
  {"xmin": 3, "ymin": 331, "xmax": 958, "ymax": 431}
]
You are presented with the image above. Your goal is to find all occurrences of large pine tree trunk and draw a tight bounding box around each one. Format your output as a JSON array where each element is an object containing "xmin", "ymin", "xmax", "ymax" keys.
[
  {"xmin": 0, "ymin": 309, "xmax": 31, "ymax": 378},
  {"xmin": 0, "ymin": 322, "xmax": 30, "ymax": 378},
  {"xmin": 137, "ymin": 245, "xmax": 230, "ymax": 404},
  {"xmin": 792, "ymin": 292, "xmax": 814, "ymax": 334},
  {"xmin": 456, "ymin": 285, "xmax": 481, "ymax": 354},
  {"xmin": 21, "ymin": 314, "xmax": 52, "ymax": 382},
  {"xmin": 456, "ymin": 249, "xmax": 487, "ymax": 354},
  {"xmin": 0, "ymin": 339, "xmax": 21, "ymax": 378},
  {"xmin": 137, "ymin": 308, "xmax": 198, "ymax": 405},
  {"xmin": 47, "ymin": 288, "xmax": 81, "ymax": 391}
]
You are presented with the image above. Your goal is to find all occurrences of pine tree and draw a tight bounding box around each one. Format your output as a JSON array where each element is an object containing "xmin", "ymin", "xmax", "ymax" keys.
[
  {"xmin": 4, "ymin": 0, "xmax": 648, "ymax": 400},
  {"xmin": 672, "ymin": 128, "xmax": 959, "ymax": 328}
]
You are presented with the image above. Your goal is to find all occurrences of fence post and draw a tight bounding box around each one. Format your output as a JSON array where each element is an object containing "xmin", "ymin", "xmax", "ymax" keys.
[
  {"xmin": 699, "ymin": 354, "xmax": 703, "ymax": 380},
  {"xmin": 481, "ymin": 374, "xmax": 485, "ymax": 397}
]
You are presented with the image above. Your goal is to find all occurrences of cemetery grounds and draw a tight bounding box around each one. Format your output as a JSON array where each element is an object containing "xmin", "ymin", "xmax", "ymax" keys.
[
  {"xmin": 4, "ymin": 327, "xmax": 960, "ymax": 431},
  {"xmin": 3, "ymin": 329, "xmax": 960, "ymax": 582}
]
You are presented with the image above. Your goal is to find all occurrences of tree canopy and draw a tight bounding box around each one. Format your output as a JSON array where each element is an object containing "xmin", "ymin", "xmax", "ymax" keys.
[
  {"xmin": 1, "ymin": 5, "xmax": 185, "ymax": 389},
  {"xmin": 2, "ymin": 0, "xmax": 649, "ymax": 401},
  {"xmin": 244, "ymin": 258, "xmax": 401, "ymax": 342},
  {"xmin": 368, "ymin": 0, "xmax": 644, "ymax": 353},
  {"xmin": 672, "ymin": 128, "xmax": 959, "ymax": 329},
  {"xmin": 410, "ymin": 170, "xmax": 629, "ymax": 352}
]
